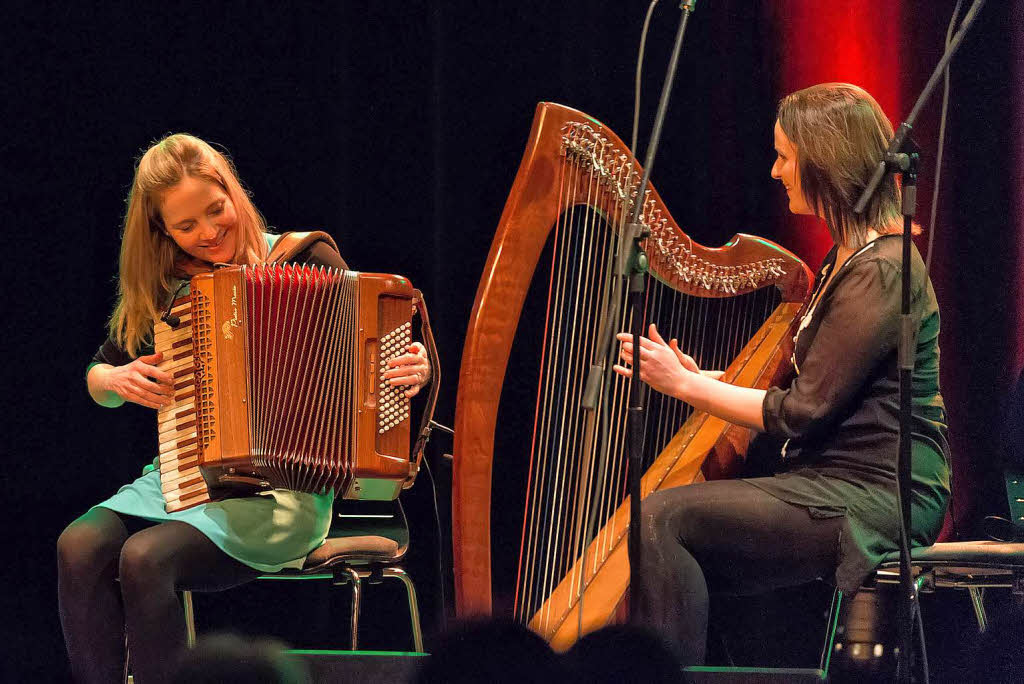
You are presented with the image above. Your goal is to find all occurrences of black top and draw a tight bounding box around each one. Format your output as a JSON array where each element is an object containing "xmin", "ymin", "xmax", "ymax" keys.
[
  {"xmin": 748, "ymin": 234, "xmax": 950, "ymax": 592},
  {"xmin": 92, "ymin": 239, "xmax": 346, "ymax": 367}
]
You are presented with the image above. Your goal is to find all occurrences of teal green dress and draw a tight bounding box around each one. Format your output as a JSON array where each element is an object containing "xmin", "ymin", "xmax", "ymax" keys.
[{"xmin": 91, "ymin": 234, "xmax": 337, "ymax": 572}]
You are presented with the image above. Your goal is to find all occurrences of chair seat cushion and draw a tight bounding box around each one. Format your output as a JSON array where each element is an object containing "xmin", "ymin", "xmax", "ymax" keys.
[
  {"xmin": 878, "ymin": 540, "xmax": 1024, "ymax": 570},
  {"xmin": 301, "ymin": 534, "xmax": 406, "ymax": 572}
]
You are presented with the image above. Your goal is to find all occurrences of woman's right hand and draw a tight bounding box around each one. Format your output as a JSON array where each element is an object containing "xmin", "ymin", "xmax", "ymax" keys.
[{"xmin": 101, "ymin": 353, "xmax": 175, "ymax": 409}]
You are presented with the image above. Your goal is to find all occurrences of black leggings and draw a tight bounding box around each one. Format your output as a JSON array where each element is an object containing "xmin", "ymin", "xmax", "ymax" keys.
[
  {"xmin": 57, "ymin": 507, "xmax": 260, "ymax": 684},
  {"xmin": 633, "ymin": 479, "xmax": 845, "ymax": 666}
]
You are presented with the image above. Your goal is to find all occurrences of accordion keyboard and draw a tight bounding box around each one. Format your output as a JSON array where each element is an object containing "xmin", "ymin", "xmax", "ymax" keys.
[{"xmin": 154, "ymin": 296, "xmax": 211, "ymax": 512}]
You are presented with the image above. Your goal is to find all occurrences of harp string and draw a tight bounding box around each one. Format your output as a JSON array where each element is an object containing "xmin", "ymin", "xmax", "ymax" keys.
[
  {"xmin": 518, "ymin": 145, "xmax": 578, "ymax": 621},
  {"xmin": 541, "ymin": 177, "xmax": 591, "ymax": 624},
  {"xmin": 515, "ymin": 190, "xmax": 555, "ymax": 619},
  {"xmin": 580, "ymin": 184, "xmax": 637, "ymax": 596},
  {"xmin": 599, "ymin": 277, "xmax": 634, "ymax": 567},
  {"xmin": 585, "ymin": 165, "xmax": 629, "ymax": 597},
  {"xmin": 570, "ymin": 173, "xmax": 638, "ymax": 621},
  {"xmin": 560, "ymin": 180, "xmax": 599, "ymax": 613},
  {"xmin": 513, "ymin": 151, "xmax": 785, "ymax": 630},
  {"xmin": 547, "ymin": 157, "xmax": 606, "ymax": 624},
  {"xmin": 565, "ymin": 177, "xmax": 619, "ymax": 614},
  {"xmin": 541, "ymin": 154, "xmax": 593, "ymax": 619},
  {"xmin": 574, "ymin": 157, "xmax": 621, "ymax": 604}
]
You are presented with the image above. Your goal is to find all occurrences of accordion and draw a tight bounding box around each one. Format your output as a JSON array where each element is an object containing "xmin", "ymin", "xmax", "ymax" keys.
[{"xmin": 154, "ymin": 263, "xmax": 436, "ymax": 513}]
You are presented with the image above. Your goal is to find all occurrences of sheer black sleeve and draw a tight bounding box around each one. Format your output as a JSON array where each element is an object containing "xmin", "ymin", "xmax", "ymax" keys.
[
  {"xmin": 762, "ymin": 256, "xmax": 903, "ymax": 440},
  {"xmin": 91, "ymin": 331, "xmax": 136, "ymax": 369},
  {"xmin": 293, "ymin": 240, "xmax": 349, "ymax": 270}
]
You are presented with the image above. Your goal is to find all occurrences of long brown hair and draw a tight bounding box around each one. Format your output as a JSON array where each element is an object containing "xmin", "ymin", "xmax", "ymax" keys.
[
  {"xmin": 777, "ymin": 83, "xmax": 902, "ymax": 248},
  {"xmin": 110, "ymin": 134, "xmax": 269, "ymax": 355}
]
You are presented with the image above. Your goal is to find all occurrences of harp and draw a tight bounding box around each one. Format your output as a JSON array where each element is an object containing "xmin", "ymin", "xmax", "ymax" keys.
[{"xmin": 451, "ymin": 102, "xmax": 812, "ymax": 650}]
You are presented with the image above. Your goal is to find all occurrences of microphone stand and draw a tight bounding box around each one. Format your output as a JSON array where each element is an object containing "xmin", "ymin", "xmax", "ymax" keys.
[
  {"xmin": 581, "ymin": 0, "xmax": 697, "ymax": 627},
  {"xmin": 852, "ymin": 2, "xmax": 985, "ymax": 681}
]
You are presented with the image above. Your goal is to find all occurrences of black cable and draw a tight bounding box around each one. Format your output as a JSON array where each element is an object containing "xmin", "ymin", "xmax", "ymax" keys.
[
  {"xmin": 926, "ymin": 0, "xmax": 963, "ymax": 273},
  {"xmin": 915, "ymin": 594, "xmax": 930, "ymax": 684},
  {"xmin": 160, "ymin": 279, "xmax": 190, "ymax": 327},
  {"xmin": 631, "ymin": 1, "xmax": 660, "ymax": 160},
  {"xmin": 422, "ymin": 452, "xmax": 448, "ymax": 633}
]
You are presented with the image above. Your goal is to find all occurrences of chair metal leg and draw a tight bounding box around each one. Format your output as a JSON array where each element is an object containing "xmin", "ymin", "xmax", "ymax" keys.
[
  {"xmin": 818, "ymin": 588, "xmax": 843, "ymax": 674},
  {"xmin": 182, "ymin": 590, "xmax": 196, "ymax": 648},
  {"xmin": 123, "ymin": 634, "xmax": 131, "ymax": 684},
  {"xmin": 384, "ymin": 567, "xmax": 425, "ymax": 652},
  {"xmin": 340, "ymin": 567, "xmax": 363, "ymax": 650},
  {"xmin": 125, "ymin": 591, "xmax": 195, "ymax": 683},
  {"xmin": 968, "ymin": 586, "xmax": 988, "ymax": 633}
]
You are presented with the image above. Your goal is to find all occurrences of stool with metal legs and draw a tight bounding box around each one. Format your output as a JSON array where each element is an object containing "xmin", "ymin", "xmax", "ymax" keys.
[{"xmin": 180, "ymin": 499, "xmax": 423, "ymax": 653}]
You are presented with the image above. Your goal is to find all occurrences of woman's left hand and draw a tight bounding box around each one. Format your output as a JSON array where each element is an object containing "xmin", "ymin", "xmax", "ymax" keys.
[
  {"xmin": 173, "ymin": 253, "xmax": 217, "ymax": 278},
  {"xmin": 384, "ymin": 342, "xmax": 432, "ymax": 398},
  {"xmin": 613, "ymin": 323, "xmax": 697, "ymax": 400}
]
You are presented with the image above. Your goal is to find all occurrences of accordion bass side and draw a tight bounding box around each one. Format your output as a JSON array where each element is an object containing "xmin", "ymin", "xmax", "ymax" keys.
[{"xmin": 155, "ymin": 263, "xmax": 428, "ymax": 513}]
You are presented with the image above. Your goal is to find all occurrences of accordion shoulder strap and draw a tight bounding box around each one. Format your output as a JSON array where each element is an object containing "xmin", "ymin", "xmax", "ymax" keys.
[
  {"xmin": 266, "ymin": 231, "xmax": 340, "ymax": 264},
  {"xmin": 405, "ymin": 288, "xmax": 441, "ymax": 489}
]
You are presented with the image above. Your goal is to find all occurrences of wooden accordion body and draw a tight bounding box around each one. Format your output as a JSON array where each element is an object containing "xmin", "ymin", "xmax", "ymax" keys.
[
  {"xmin": 451, "ymin": 103, "xmax": 813, "ymax": 650},
  {"xmin": 155, "ymin": 264, "xmax": 418, "ymax": 512}
]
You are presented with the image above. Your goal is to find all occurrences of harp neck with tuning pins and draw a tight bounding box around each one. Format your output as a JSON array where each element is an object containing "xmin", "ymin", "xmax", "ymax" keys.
[{"xmin": 452, "ymin": 102, "xmax": 812, "ymax": 650}]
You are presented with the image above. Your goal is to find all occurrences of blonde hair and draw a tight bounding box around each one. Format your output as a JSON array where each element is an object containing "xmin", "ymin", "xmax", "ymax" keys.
[
  {"xmin": 110, "ymin": 133, "xmax": 269, "ymax": 355},
  {"xmin": 777, "ymin": 83, "xmax": 903, "ymax": 249}
]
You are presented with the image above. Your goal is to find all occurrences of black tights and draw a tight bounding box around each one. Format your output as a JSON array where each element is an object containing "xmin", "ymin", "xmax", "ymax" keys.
[
  {"xmin": 633, "ymin": 479, "xmax": 845, "ymax": 666},
  {"xmin": 57, "ymin": 507, "xmax": 259, "ymax": 684}
]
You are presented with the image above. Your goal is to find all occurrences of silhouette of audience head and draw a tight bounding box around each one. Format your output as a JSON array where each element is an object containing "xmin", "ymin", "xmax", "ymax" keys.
[
  {"xmin": 172, "ymin": 632, "xmax": 310, "ymax": 684},
  {"xmin": 565, "ymin": 623, "xmax": 682, "ymax": 684},
  {"xmin": 413, "ymin": 618, "xmax": 567, "ymax": 683},
  {"xmin": 414, "ymin": 618, "xmax": 680, "ymax": 684}
]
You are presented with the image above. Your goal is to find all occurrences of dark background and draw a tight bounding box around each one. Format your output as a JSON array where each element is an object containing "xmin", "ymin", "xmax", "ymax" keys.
[{"xmin": 3, "ymin": 1, "xmax": 1021, "ymax": 680}]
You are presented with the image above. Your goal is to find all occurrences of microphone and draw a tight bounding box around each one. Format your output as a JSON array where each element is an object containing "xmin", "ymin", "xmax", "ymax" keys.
[{"xmin": 161, "ymin": 280, "xmax": 190, "ymax": 328}]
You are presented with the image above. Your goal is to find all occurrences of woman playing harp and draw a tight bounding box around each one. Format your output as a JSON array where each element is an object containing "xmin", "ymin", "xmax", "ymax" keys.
[
  {"xmin": 615, "ymin": 83, "xmax": 950, "ymax": 664},
  {"xmin": 454, "ymin": 96, "xmax": 814, "ymax": 649},
  {"xmin": 57, "ymin": 134, "xmax": 432, "ymax": 684}
]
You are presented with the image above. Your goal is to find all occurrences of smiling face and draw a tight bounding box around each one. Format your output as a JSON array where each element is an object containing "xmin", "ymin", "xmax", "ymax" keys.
[
  {"xmin": 771, "ymin": 120, "xmax": 814, "ymax": 216},
  {"xmin": 158, "ymin": 175, "xmax": 238, "ymax": 264}
]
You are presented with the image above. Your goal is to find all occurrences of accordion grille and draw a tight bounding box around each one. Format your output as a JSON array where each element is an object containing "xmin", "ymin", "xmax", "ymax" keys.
[{"xmin": 192, "ymin": 288, "xmax": 216, "ymax": 452}]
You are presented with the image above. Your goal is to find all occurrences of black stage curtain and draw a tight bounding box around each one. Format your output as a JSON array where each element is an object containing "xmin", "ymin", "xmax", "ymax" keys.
[{"xmin": 3, "ymin": 2, "xmax": 1019, "ymax": 680}]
